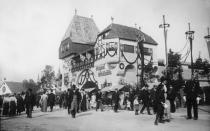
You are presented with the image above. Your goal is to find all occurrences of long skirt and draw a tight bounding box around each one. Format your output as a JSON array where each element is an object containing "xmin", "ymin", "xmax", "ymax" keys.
[
  {"xmin": 3, "ymin": 102, "xmax": 9, "ymax": 116},
  {"xmin": 9, "ymin": 101, "xmax": 17, "ymax": 116},
  {"xmin": 41, "ymin": 101, "xmax": 48, "ymax": 112},
  {"xmin": 164, "ymin": 100, "xmax": 171, "ymax": 120}
]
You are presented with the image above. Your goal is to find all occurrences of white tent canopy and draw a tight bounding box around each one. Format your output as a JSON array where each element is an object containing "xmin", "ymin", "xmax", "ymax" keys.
[{"xmin": 0, "ymin": 81, "xmax": 12, "ymax": 95}]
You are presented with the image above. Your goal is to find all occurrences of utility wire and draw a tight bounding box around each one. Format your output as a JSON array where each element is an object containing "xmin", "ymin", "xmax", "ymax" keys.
[{"xmin": 174, "ymin": 40, "xmax": 189, "ymax": 54}]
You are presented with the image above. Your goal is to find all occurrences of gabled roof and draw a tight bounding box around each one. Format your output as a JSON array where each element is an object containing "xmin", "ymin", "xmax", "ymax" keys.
[
  {"xmin": 62, "ymin": 15, "xmax": 100, "ymax": 44},
  {"xmin": 99, "ymin": 23, "xmax": 158, "ymax": 45},
  {"xmin": 59, "ymin": 15, "xmax": 99, "ymax": 59},
  {"xmin": 5, "ymin": 81, "xmax": 25, "ymax": 94}
]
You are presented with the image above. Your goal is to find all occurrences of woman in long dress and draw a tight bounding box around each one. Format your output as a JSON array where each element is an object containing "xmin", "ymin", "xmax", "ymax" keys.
[
  {"xmin": 90, "ymin": 93, "xmax": 96, "ymax": 109},
  {"xmin": 40, "ymin": 92, "xmax": 48, "ymax": 112}
]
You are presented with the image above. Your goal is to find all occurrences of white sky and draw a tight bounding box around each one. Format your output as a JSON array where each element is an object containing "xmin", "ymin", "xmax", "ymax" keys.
[{"xmin": 0, "ymin": 0, "xmax": 210, "ymax": 82}]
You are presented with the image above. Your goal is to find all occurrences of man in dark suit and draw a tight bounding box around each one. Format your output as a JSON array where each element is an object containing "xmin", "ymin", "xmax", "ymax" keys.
[
  {"xmin": 154, "ymin": 77, "xmax": 167, "ymax": 125},
  {"xmin": 25, "ymin": 88, "xmax": 35, "ymax": 118},
  {"xmin": 184, "ymin": 79, "xmax": 203, "ymax": 120},
  {"xmin": 48, "ymin": 89, "xmax": 55, "ymax": 112},
  {"xmin": 68, "ymin": 85, "xmax": 81, "ymax": 118},
  {"xmin": 95, "ymin": 89, "xmax": 103, "ymax": 111},
  {"xmin": 140, "ymin": 84, "xmax": 152, "ymax": 115},
  {"xmin": 112, "ymin": 89, "xmax": 120, "ymax": 112},
  {"xmin": 66, "ymin": 88, "xmax": 71, "ymax": 114}
]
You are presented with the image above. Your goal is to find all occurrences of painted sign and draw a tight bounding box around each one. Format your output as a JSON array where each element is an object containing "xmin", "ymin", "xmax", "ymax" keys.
[
  {"xmin": 96, "ymin": 64, "xmax": 105, "ymax": 71},
  {"xmin": 98, "ymin": 70, "xmax": 112, "ymax": 77}
]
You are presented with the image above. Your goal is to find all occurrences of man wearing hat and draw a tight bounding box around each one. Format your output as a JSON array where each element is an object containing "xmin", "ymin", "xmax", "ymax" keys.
[
  {"xmin": 154, "ymin": 77, "xmax": 167, "ymax": 125},
  {"xmin": 69, "ymin": 85, "xmax": 81, "ymax": 118},
  {"xmin": 183, "ymin": 77, "xmax": 203, "ymax": 120},
  {"xmin": 25, "ymin": 88, "xmax": 35, "ymax": 118},
  {"xmin": 112, "ymin": 88, "xmax": 120, "ymax": 112}
]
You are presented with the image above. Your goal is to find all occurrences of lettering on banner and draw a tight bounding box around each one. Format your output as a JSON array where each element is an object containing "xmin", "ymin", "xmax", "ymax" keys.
[
  {"xmin": 96, "ymin": 64, "xmax": 105, "ymax": 71},
  {"xmin": 98, "ymin": 70, "xmax": 112, "ymax": 77}
]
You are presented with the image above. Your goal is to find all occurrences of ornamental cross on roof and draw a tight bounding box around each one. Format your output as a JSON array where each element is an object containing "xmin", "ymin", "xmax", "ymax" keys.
[{"xmin": 111, "ymin": 17, "xmax": 114, "ymax": 23}]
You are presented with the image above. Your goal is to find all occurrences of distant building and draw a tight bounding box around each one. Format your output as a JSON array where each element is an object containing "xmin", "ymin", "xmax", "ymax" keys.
[
  {"xmin": 0, "ymin": 81, "xmax": 25, "ymax": 95},
  {"xmin": 59, "ymin": 14, "xmax": 158, "ymax": 91}
]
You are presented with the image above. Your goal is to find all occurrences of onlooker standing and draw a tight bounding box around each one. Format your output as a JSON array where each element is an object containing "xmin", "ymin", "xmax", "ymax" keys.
[
  {"xmin": 70, "ymin": 85, "xmax": 81, "ymax": 118},
  {"xmin": 184, "ymin": 79, "xmax": 203, "ymax": 120},
  {"xmin": 112, "ymin": 89, "xmax": 120, "ymax": 112},
  {"xmin": 134, "ymin": 95, "xmax": 139, "ymax": 115},
  {"xmin": 66, "ymin": 88, "xmax": 72, "ymax": 114},
  {"xmin": 140, "ymin": 85, "xmax": 152, "ymax": 115},
  {"xmin": 16, "ymin": 93, "xmax": 25, "ymax": 115},
  {"xmin": 2, "ymin": 94, "xmax": 10, "ymax": 116},
  {"xmin": 48, "ymin": 90, "xmax": 55, "ymax": 112},
  {"xmin": 81, "ymin": 89, "xmax": 87, "ymax": 112},
  {"xmin": 90, "ymin": 93, "xmax": 96, "ymax": 109},
  {"xmin": 129, "ymin": 89, "xmax": 135, "ymax": 111},
  {"xmin": 95, "ymin": 89, "xmax": 103, "ymax": 111},
  {"xmin": 150, "ymin": 85, "xmax": 157, "ymax": 114},
  {"xmin": 154, "ymin": 78, "xmax": 167, "ymax": 125},
  {"xmin": 9, "ymin": 94, "xmax": 17, "ymax": 116},
  {"xmin": 0, "ymin": 95, "xmax": 3, "ymax": 115},
  {"xmin": 25, "ymin": 88, "xmax": 34, "ymax": 118},
  {"xmin": 40, "ymin": 91, "xmax": 48, "ymax": 112}
]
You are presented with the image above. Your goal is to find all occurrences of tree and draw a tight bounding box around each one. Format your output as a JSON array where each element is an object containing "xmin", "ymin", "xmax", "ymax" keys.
[
  {"xmin": 164, "ymin": 49, "xmax": 183, "ymax": 80},
  {"xmin": 41, "ymin": 65, "xmax": 55, "ymax": 88},
  {"xmin": 194, "ymin": 57, "xmax": 210, "ymax": 78},
  {"xmin": 144, "ymin": 62, "xmax": 158, "ymax": 83},
  {"xmin": 22, "ymin": 79, "xmax": 39, "ymax": 94}
]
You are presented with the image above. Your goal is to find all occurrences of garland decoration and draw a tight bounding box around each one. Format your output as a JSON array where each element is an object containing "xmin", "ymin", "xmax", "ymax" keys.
[
  {"xmin": 107, "ymin": 49, "xmax": 117, "ymax": 57},
  {"xmin": 119, "ymin": 63, "xmax": 125, "ymax": 69},
  {"xmin": 121, "ymin": 50, "xmax": 140, "ymax": 65}
]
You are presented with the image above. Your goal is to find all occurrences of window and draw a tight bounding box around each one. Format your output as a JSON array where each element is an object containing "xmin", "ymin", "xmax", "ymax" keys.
[
  {"xmin": 66, "ymin": 43, "xmax": 70, "ymax": 51},
  {"xmin": 61, "ymin": 46, "xmax": 64, "ymax": 53},
  {"xmin": 122, "ymin": 44, "xmax": 134, "ymax": 53},
  {"xmin": 143, "ymin": 47, "xmax": 153, "ymax": 56},
  {"xmin": 107, "ymin": 42, "xmax": 118, "ymax": 51}
]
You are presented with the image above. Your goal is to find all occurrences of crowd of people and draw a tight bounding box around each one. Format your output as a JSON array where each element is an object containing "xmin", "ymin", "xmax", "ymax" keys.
[{"xmin": 0, "ymin": 76, "xmax": 203, "ymax": 125}]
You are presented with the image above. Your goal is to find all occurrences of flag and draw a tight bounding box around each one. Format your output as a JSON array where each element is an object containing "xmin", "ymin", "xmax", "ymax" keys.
[{"xmin": 207, "ymin": 41, "xmax": 210, "ymax": 59}]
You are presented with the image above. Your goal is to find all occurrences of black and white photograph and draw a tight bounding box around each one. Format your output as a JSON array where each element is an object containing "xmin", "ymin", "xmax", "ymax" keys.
[{"xmin": 0, "ymin": 0, "xmax": 210, "ymax": 131}]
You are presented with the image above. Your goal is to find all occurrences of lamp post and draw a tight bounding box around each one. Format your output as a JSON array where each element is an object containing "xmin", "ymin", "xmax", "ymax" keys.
[
  {"xmin": 204, "ymin": 27, "xmax": 210, "ymax": 59},
  {"xmin": 185, "ymin": 23, "xmax": 195, "ymax": 79},
  {"xmin": 159, "ymin": 15, "xmax": 170, "ymax": 67}
]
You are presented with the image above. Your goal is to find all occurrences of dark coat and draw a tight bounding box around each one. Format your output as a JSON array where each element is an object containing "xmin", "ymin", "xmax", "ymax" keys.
[
  {"xmin": 96, "ymin": 91, "xmax": 102, "ymax": 102},
  {"xmin": 112, "ymin": 91, "xmax": 120, "ymax": 103},
  {"xmin": 154, "ymin": 83, "xmax": 165, "ymax": 105},
  {"xmin": 48, "ymin": 93, "xmax": 55, "ymax": 106},
  {"xmin": 25, "ymin": 91, "xmax": 35, "ymax": 107},
  {"xmin": 66, "ymin": 89, "xmax": 81, "ymax": 107},
  {"xmin": 140, "ymin": 89, "xmax": 150, "ymax": 103},
  {"xmin": 16, "ymin": 95, "xmax": 25, "ymax": 113},
  {"xmin": 184, "ymin": 80, "xmax": 203, "ymax": 100}
]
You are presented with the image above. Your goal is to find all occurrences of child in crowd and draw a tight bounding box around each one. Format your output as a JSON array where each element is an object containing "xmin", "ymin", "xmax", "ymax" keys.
[
  {"xmin": 134, "ymin": 95, "xmax": 139, "ymax": 115},
  {"xmin": 126, "ymin": 99, "xmax": 131, "ymax": 110}
]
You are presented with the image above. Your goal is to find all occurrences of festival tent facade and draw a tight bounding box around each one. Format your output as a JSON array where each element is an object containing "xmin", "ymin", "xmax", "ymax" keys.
[{"xmin": 59, "ymin": 14, "xmax": 159, "ymax": 91}]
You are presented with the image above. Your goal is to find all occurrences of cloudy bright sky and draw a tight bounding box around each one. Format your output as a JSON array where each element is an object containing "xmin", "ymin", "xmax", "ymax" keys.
[{"xmin": 0, "ymin": 0, "xmax": 210, "ymax": 82}]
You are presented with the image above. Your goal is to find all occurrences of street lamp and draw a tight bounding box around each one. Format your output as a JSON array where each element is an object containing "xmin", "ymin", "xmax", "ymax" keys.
[
  {"xmin": 159, "ymin": 15, "xmax": 170, "ymax": 67},
  {"xmin": 185, "ymin": 23, "xmax": 195, "ymax": 79}
]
